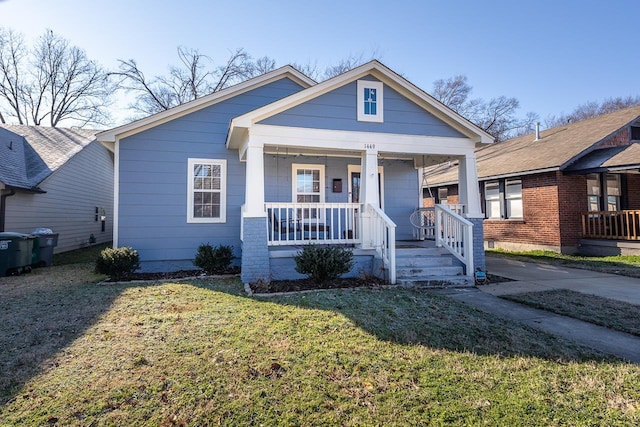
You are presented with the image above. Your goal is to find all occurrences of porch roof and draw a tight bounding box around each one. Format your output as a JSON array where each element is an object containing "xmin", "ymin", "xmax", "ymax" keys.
[
  {"xmin": 565, "ymin": 143, "xmax": 640, "ymax": 174},
  {"xmin": 226, "ymin": 60, "xmax": 494, "ymax": 150}
]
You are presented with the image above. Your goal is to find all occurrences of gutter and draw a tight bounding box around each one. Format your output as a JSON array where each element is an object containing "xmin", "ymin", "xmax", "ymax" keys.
[{"xmin": 0, "ymin": 188, "xmax": 16, "ymax": 232}]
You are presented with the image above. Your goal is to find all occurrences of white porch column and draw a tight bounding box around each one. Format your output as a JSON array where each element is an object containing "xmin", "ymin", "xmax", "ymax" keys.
[
  {"xmin": 458, "ymin": 152, "xmax": 482, "ymax": 218},
  {"xmin": 360, "ymin": 148, "xmax": 379, "ymax": 248},
  {"xmin": 244, "ymin": 140, "xmax": 266, "ymax": 217}
]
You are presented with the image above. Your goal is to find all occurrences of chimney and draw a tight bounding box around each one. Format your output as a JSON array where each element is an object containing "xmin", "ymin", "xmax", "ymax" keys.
[{"xmin": 534, "ymin": 122, "xmax": 541, "ymax": 141}]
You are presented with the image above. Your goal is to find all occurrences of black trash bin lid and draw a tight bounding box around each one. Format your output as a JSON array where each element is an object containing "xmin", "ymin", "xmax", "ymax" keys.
[{"xmin": 0, "ymin": 232, "xmax": 32, "ymax": 239}]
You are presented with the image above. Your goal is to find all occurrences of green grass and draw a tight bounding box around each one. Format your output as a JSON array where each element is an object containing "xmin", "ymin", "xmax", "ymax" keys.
[
  {"xmin": 53, "ymin": 242, "xmax": 111, "ymax": 266},
  {"xmin": 503, "ymin": 289, "xmax": 640, "ymax": 337},
  {"xmin": 488, "ymin": 248, "xmax": 640, "ymax": 278},
  {"xmin": 1, "ymin": 264, "xmax": 639, "ymax": 425}
]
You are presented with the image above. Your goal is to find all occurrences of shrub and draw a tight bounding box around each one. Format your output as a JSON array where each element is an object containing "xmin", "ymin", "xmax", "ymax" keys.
[
  {"xmin": 294, "ymin": 245, "xmax": 354, "ymax": 284},
  {"xmin": 194, "ymin": 243, "xmax": 234, "ymax": 274},
  {"xmin": 95, "ymin": 247, "xmax": 140, "ymax": 281}
]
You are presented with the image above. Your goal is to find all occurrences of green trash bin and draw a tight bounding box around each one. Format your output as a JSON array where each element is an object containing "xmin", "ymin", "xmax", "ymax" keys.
[
  {"xmin": 0, "ymin": 232, "xmax": 36, "ymax": 277},
  {"xmin": 31, "ymin": 230, "xmax": 59, "ymax": 267}
]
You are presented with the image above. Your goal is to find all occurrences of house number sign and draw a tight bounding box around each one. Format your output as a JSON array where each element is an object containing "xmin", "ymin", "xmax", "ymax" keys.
[{"xmin": 364, "ymin": 143, "xmax": 376, "ymax": 150}]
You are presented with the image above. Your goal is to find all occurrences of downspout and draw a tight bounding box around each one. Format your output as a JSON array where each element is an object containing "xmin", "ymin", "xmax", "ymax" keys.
[{"xmin": 0, "ymin": 189, "xmax": 16, "ymax": 232}]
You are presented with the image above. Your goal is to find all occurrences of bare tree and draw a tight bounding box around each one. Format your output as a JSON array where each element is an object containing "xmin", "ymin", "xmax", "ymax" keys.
[
  {"xmin": 545, "ymin": 95, "xmax": 640, "ymax": 128},
  {"xmin": 431, "ymin": 75, "xmax": 537, "ymax": 141},
  {"xmin": 0, "ymin": 28, "xmax": 27, "ymax": 124},
  {"xmin": 0, "ymin": 28, "xmax": 112, "ymax": 127},
  {"xmin": 114, "ymin": 47, "xmax": 272, "ymax": 115}
]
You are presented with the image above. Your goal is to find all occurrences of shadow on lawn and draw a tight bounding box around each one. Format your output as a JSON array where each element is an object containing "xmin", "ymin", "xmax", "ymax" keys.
[
  {"xmin": 0, "ymin": 276, "xmax": 134, "ymax": 405},
  {"xmin": 239, "ymin": 285, "xmax": 616, "ymax": 364}
]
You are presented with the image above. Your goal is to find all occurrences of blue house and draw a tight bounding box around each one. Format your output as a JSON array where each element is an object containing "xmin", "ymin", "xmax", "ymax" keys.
[{"xmin": 97, "ymin": 61, "xmax": 492, "ymax": 285}]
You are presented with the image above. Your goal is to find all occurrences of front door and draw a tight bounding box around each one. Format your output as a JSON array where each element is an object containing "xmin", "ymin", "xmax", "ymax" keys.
[{"xmin": 348, "ymin": 165, "xmax": 384, "ymax": 208}]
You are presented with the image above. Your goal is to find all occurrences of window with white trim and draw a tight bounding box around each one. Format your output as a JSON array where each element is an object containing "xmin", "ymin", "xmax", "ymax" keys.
[
  {"xmin": 187, "ymin": 158, "xmax": 226, "ymax": 223},
  {"xmin": 483, "ymin": 178, "xmax": 523, "ymax": 219},
  {"xmin": 357, "ymin": 80, "xmax": 383, "ymax": 122},
  {"xmin": 292, "ymin": 164, "xmax": 325, "ymax": 219}
]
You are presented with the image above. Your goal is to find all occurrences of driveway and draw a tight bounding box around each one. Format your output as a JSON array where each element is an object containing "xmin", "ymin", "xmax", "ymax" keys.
[{"xmin": 482, "ymin": 255, "xmax": 640, "ymax": 305}]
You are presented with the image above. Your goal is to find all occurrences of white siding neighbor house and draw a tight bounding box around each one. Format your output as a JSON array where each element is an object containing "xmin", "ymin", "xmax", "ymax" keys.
[{"xmin": 0, "ymin": 125, "xmax": 114, "ymax": 253}]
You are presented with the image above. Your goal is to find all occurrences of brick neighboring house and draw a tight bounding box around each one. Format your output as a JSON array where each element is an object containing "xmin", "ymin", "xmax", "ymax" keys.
[{"xmin": 423, "ymin": 105, "xmax": 640, "ymax": 255}]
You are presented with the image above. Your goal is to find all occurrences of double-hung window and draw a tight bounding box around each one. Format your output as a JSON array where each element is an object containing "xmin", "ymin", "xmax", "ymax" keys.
[
  {"xmin": 187, "ymin": 158, "xmax": 226, "ymax": 223},
  {"xmin": 292, "ymin": 164, "xmax": 325, "ymax": 220},
  {"xmin": 484, "ymin": 178, "xmax": 523, "ymax": 219}
]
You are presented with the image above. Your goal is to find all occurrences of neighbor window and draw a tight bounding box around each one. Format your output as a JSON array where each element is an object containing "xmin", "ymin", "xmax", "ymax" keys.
[
  {"xmin": 187, "ymin": 158, "xmax": 226, "ymax": 223},
  {"xmin": 357, "ymin": 80, "xmax": 384, "ymax": 122},
  {"xmin": 483, "ymin": 178, "xmax": 523, "ymax": 219},
  {"xmin": 587, "ymin": 173, "xmax": 621, "ymax": 212},
  {"xmin": 437, "ymin": 188, "xmax": 448, "ymax": 204}
]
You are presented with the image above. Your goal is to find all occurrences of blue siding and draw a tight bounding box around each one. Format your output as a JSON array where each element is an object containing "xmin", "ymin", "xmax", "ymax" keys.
[
  {"xmin": 264, "ymin": 155, "xmax": 419, "ymax": 240},
  {"xmin": 259, "ymin": 75, "xmax": 464, "ymax": 138},
  {"xmin": 118, "ymin": 77, "xmax": 305, "ymax": 268}
]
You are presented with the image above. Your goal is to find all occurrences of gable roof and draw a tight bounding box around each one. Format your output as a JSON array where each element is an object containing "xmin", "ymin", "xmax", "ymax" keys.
[
  {"xmin": 425, "ymin": 105, "xmax": 640, "ymax": 185},
  {"xmin": 96, "ymin": 65, "xmax": 315, "ymax": 146},
  {"xmin": 0, "ymin": 124, "xmax": 97, "ymax": 191},
  {"xmin": 227, "ymin": 60, "xmax": 494, "ymax": 149}
]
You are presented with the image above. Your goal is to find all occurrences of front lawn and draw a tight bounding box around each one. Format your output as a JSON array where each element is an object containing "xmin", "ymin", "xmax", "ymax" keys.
[{"xmin": 1, "ymin": 266, "xmax": 638, "ymax": 425}]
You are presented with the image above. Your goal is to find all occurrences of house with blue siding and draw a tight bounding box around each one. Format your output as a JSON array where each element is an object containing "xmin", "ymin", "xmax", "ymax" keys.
[{"xmin": 97, "ymin": 61, "xmax": 493, "ymax": 285}]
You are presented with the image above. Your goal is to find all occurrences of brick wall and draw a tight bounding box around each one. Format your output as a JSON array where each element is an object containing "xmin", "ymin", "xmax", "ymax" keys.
[
  {"xmin": 556, "ymin": 172, "xmax": 588, "ymax": 249},
  {"xmin": 627, "ymin": 174, "xmax": 640, "ymax": 209},
  {"xmin": 597, "ymin": 127, "xmax": 630, "ymax": 148},
  {"xmin": 240, "ymin": 217, "xmax": 271, "ymax": 284},
  {"xmin": 484, "ymin": 172, "xmax": 562, "ymax": 248}
]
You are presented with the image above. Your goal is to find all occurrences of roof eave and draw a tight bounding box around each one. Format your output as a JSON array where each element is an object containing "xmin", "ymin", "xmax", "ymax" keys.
[{"xmin": 97, "ymin": 66, "xmax": 315, "ymax": 143}]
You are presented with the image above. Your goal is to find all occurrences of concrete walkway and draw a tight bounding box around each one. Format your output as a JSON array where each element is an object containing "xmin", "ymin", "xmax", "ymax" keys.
[{"xmin": 438, "ymin": 256, "xmax": 640, "ymax": 363}]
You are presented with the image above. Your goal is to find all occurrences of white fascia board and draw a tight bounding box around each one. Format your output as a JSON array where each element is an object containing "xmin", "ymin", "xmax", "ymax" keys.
[
  {"xmin": 227, "ymin": 60, "xmax": 494, "ymax": 148},
  {"xmin": 97, "ymin": 66, "xmax": 315, "ymax": 143},
  {"xmin": 248, "ymin": 124, "xmax": 476, "ymax": 156}
]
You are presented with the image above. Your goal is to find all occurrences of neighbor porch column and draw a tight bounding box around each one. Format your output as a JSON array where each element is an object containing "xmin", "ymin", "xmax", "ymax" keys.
[
  {"xmin": 359, "ymin": 148, "xmax": 379, "ymax": 249},
  {"xmin": 458, "ymin": 151, "xmax": 485, "ymax": 271},
  {"xmin": 241, "ymin": 138, "xmax": 270, "ymax": 284}
]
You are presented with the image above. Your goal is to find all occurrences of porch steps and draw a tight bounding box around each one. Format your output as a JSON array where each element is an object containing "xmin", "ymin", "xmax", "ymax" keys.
[{"xmin": 395, "ymin": 247, "xmax": 473, "ymax": 288}]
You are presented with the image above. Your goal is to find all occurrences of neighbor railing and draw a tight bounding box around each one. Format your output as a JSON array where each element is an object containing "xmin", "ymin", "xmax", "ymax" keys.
[
  {"xmin": 366, "ymin": 203, "xmax": 397, "ymax": 285},
  {"xmin": 581, "ymin": 210, "xmax": 640, "ymax": 240},
  {"xmin": 435, "ymin": 204, "xmax": 474, "ymax": 277},
  {"xmin": 265, "ymin": 202, "xmax": 362, "ymax": 246}
]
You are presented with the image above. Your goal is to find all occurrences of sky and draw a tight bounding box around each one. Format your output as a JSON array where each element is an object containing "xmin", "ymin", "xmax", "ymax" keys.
[{"xmin": 1, "ymin": 0, "xmax": 639, "ymax": 127}]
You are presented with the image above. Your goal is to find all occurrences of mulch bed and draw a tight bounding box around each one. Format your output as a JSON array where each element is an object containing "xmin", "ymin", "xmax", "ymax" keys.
[
  {"xmin": 251, "ymin": 276, "xmax": 388, "ymax": 294},
  {"xmin": 107, "ymin": 267, "xmax": 240, "ymax": 282}
]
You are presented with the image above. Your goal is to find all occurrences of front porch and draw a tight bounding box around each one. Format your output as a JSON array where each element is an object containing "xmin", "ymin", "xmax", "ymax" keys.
[{"xmin": 580, "ymin": 210, "xmax": 640, "ymax": 255}]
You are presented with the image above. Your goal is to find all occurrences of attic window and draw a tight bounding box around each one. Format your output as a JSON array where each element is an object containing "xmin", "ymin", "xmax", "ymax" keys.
[
  {"xmin": 357, "ymin": 80, "xmax": 383, "ymax": 123},
  {"xmin": 631, "ymin": 125, "xmax": 640, "ymax": 141}
]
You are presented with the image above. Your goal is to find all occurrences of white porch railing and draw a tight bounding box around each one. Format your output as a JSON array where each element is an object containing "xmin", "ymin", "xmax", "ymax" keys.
[
  {"xmin": 435, "ymin": 204, "xmax": 474, "ymax": 277},
  {"xmin": 367, "ymin": 203, "xmax": 397, "ymax": 284},
  {"xmin": 265, "ymin": 203, "xmax": 362, "ymax": 246}
]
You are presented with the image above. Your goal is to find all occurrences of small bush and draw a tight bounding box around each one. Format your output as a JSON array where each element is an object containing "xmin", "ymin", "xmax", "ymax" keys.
[
  {"xmin": 95, "ymin": 247, "xmax": 140, "ymax": 281},
  {"xmin": 194, "ymin": 243, "xmax": 234, "ymax": 274},
  {"xmin": 295, "ymin": 245, "xmax": 354, "ymax": 284}
]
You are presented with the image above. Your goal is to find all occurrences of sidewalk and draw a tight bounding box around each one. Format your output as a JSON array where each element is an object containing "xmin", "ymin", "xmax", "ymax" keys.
[
  {"xmin": 483, "ymin": 256, "xmax": 640, "ymax": 305},
  {"xmin": 437, "ymin": 256, "xmax": 640, "ymax": 364}
]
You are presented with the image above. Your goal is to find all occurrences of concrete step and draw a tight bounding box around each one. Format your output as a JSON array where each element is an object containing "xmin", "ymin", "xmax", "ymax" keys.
[
  {"xmin": 396, "ymin": 247, "xmax": 449, "ymax": 257},
  {"xmin": 396, "ymin": 255, "xmax": 453, "ymax": 268},
  {"xmin": 397, "ymin": 275, "xmax": 474, "ymax": 288}
]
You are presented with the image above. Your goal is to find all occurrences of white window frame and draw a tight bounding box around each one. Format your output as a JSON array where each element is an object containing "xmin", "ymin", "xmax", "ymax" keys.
[
  {"xmin": 484, "ymin": 181, "xmax": 501, "ymax": 219},
  {"xmin": 187, "ymin": 158, "xmax": 227, "ymax": 223},
  {"xmin": 292, "ymin": 164, "xmax": 325, "ymax": 222},
  {"xmin": 505, "ymin": 179, "xmax": 523, "ymax": 219},
  {"xmin": 357, "ymin": 80, "xmax": 384, "ymax": 123}
]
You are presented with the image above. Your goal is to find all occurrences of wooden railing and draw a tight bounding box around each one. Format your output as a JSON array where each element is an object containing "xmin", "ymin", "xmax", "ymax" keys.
[
  {"xmin": 581, "ymin": 210, "xmax": 640, "ymax": 240},
  {"xmin": 435, "ymin": 204, "xmax": 474, "ymax": 277},
  {"xmin": 367, "ymin": 203, "xmax": 397, "ymax": 285},
  {"xmin": 265, "ymin": 203, "xmax": 362, "ymax": 246}
]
